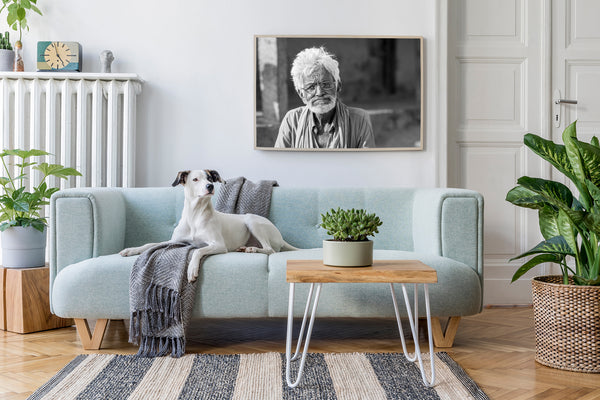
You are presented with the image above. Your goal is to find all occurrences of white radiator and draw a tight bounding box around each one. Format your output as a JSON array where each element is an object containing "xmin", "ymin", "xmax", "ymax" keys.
[{"xmin": 0, "ymin": 72, "xmax": 143, "ymax": 188}]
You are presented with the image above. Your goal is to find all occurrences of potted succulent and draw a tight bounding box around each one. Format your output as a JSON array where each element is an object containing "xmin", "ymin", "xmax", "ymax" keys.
[
  {"xmin": 320, "ymin": 207, "xmax": 382, "ymax": 267},
  {"xmin": 0, "ymin": 0, "xmax": 43, "ymax": 71},
  {"xmin": 0, "ymin": 149, "xmax": 80, "ymax": 268},
  {"xmin": 505, "ymin": 121, "xmax": 600, "ymax": 373},
  {"xmin": 0, "ymin": 31, "xmax": 13, "ymax": 71}
]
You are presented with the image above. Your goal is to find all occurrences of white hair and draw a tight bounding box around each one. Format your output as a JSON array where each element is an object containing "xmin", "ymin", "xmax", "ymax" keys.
[{"xmin": 291, "ymin": 47, "xmax": 341, "ymax": 92}]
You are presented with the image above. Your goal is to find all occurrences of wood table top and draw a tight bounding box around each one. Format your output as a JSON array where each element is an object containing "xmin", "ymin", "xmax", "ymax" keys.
[{"xmin": 286, "ymin": 260, "xmax": 438, "ymax": 283}]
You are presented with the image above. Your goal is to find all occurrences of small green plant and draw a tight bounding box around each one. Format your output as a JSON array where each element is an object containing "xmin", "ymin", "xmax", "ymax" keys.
[
  {"xmin": 320, "ymin": 207, "xmax": 382, "ymax": 241},
  {"xmin": 0, "ymin": 149, "xmax": 81, "ymax": 232},
  {"xmin": 0, "ymin": 31, "xmax": 12, "ymax": 50},
  {"xmin": 0, "ymin": 0, "xmax": 43, "ymax": 42},
  {"xmin": 506, "ymin": 121, "xmax": 600, "ymax": 286}
]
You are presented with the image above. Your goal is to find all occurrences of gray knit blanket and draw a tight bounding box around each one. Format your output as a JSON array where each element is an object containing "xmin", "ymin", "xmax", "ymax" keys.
[{"xmin": 129, "ymin": 177, "xmax": 277, "ymax": 357}]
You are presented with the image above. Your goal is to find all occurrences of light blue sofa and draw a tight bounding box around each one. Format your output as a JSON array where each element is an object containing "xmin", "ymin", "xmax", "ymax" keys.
[{"xmin": 49, "ymin": 186, "xmax": 483, "ymax": 350}]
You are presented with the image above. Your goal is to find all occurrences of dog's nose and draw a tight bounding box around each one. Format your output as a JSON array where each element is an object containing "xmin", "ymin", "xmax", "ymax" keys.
[{"xmin": 206, "ymin": 184, "xmax": 214, "ymax": 193}]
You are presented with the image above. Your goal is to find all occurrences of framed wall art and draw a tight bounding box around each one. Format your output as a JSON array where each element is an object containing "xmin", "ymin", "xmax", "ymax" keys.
[{"xmin": 254, "ymin": 35, "xmax": 423, "ymax": 151}]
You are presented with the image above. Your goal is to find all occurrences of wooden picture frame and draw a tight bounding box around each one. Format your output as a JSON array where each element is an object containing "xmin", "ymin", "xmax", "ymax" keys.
[{"xmin": 255, "ymin": 35, "xmax": 423, "ymax": 151}]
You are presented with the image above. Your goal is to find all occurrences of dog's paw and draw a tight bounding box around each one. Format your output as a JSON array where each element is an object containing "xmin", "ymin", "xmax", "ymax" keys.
[
  {"xmin": 236, "ymin": 247, "xmax": 248, "ymax": 253},
  {"xmin": 119, "ymin": 248, "xmax": 136, "ymax": 257},
  {"xmin": 187, "ymin": 265, "xmax": 199, "ymax": 282},
  {"xmin": 243, "ymin": 247, "xmax": 259, "ymax": 253}
]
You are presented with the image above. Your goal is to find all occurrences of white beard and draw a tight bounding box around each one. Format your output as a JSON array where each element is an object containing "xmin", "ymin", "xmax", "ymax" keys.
[{"xmin": 307, "ymin": 97, "xmax": 336, "ymax": 114}]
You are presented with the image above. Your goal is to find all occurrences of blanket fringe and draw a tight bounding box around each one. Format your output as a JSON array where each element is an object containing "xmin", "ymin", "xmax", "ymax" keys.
[{"xmin": 136, "ymin": 335, "xmax": 186, "ymax": 358}]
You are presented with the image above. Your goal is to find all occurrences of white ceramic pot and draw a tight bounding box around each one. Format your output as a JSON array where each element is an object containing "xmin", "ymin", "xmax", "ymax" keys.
[
  {"xmin": 1, "ymin": 226, "xmax": 47, "ymax": 268},
  {"xmin": 0, "ymin": 49, "xmax": 15, "ymax": 71},
  {"xmin": 322, "ymin": 239, "xmax": 373, "ymax": 267}
]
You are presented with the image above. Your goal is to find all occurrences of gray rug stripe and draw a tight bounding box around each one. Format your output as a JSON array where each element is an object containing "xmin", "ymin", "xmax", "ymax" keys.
[
  {"xmin": 75, "ymin": 355, "xmax": 155, "ymax": 400},
  {"xmin": 178, "ymin": 354, "xmax": 240, "ymax": 400},
  {"xmin": 281, "ymin": 353, "xmax": 337, "ymax": 400},
  {"xmin": 27, "ymin": 355, "xmax": 88, "ymax": 400},
  {"xmin": 436, "ymin": 353, "xmax": 490, "ymax": 400},
  {"xmin": 366, "ymin": 353, "xmax": 440, "ymax": 400}
]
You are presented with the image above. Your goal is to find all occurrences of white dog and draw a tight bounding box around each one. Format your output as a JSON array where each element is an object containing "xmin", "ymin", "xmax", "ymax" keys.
[{"xmin": 120, "ymin": 169, "xmax": 297, "ymax": 282}]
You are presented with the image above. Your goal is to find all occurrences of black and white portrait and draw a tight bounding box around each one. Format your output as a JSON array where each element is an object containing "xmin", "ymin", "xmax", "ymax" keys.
[{"xmin": 255, "ymin": 36, "xmax": 423, "ymax": 151}]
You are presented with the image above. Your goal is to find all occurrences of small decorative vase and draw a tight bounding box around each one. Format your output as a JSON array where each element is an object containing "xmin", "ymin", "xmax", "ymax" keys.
[
  {"xmin": 0, "ymin": 49, "xmax": 14, "ymax": 71},
  {"xmin": 1, "ymin": 226, "xmax": 47, "ymax": 268},
  {"xmin": 322, "ymin": 239, "xmax": 373, "ymax": 267},
  {"xmin": 13, "ymin": 40, "xmax": 24, "ymax": 72}
]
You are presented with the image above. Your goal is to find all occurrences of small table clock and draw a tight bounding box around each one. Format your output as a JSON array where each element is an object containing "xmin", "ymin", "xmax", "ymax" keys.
[{"xmin": 37, "ymin": 41, "xmax": 82, "ymax": 72}]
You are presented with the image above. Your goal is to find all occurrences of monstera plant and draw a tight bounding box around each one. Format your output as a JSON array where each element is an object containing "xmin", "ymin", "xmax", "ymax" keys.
[{"xmin": 506, "ymin": 121, "xmax": 600, "ymax": 286}]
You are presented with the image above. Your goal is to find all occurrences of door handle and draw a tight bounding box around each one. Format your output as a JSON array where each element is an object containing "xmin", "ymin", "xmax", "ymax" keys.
[
  {"xmin": 553, "ymin": 90, "xmax": 577, "ymax": 128},
  {"xmin": 554, "ymin": 99, "xmax": 578, "ymax": 105}
]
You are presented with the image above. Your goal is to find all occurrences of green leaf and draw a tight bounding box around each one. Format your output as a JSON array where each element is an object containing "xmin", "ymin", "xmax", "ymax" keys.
[
  {"xmin": 30, "ymin": 3, "xmax": 41, "ymax": 15},
  {"xmin": 576, "ymin": 139, "xmax": 600, "ymax": 188},
  {"xmin": 524, "ymin": 133, "xmax": 575, "ymax": 181},
  {"xmin": 511, "ymin": 253, "xmax": 563, "ymax": 282},
  {"xmin": 510, "ymin": 236, "xmax": 575, "ymax": 261},
  {"xmin": 16, "ymin": 6, "xmax": 25, "ymax": 21},
  {"xmin": 563, "ymin": 121, "xmax": 593, "ymax": 208},
  {"xmin": 6, "ymin": 10, "xmax": 17, "ymax": 26},
  {"xmin": 539, "ymin": 206, "xmax": 560, "ymax": 240},
  {"xmin": 557, "ymin": 209, "xmax": 578, "ymax": 259},
  {"xmin": 506, "ymin": 185, "xmax": 548, "ymax": 210}
]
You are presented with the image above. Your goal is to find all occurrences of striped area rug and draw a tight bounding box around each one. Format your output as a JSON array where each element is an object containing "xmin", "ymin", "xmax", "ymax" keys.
[{"xmin": 28, "ymin": 352, "xmax": 489, "ymax": 400}]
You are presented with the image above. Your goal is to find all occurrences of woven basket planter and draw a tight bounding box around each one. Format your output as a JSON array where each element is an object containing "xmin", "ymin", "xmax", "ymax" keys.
[{"xmin": 532, "ymin": 276, "xmax": 600, "ymax": 373}]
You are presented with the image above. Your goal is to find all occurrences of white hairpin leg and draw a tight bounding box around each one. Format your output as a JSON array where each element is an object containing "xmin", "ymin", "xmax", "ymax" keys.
[
  {"xmin": 390, "ymin": 283, "xmax": 436, "ymax": 387},
  {"xmin": 285, "ymin": 282, "xmax": 322, "ymax": 388}
]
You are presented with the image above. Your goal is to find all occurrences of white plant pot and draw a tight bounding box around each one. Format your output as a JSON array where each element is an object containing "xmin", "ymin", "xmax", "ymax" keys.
[
  {"xmin": 322, "ymin": 239, "xmax": 373, "ymax": 267},
  {"xmin": 0, "ymin": 49, "xmax": 15, "ymax": 71},
  {"xmin": 1, "ymin": 226, "xmax": 47, "ymax": 268}
]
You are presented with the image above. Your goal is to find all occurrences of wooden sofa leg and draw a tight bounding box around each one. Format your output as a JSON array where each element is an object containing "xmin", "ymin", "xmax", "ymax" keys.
[
  {"xmin": 74, "ymin": 318, "xmax": 109, "ymax": 350},
  {"xmin": 431, "ymin": 316, "xmax": 461, "ymax": 347}
]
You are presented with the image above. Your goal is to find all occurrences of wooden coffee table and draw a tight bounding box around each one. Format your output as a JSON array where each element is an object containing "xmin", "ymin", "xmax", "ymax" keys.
[{"xmin": 285, "ymin": 260, "xmax": 438, "ymax": 388}]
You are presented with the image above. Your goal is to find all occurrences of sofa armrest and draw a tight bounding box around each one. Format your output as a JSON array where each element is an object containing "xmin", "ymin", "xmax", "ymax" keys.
[
  {"xmin": 49, "ymin": 187, "xmax": 126, "ymax": 279},
  {"xmin": 412, "ymin": 188, "xmax": 484, "ymax": 279}
]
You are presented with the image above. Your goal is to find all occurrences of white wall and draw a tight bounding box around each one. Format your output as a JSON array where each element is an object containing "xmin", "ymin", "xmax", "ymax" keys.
[{"xmin": 19, "ymin": 0, "xmax": 439, "ymax": 188}]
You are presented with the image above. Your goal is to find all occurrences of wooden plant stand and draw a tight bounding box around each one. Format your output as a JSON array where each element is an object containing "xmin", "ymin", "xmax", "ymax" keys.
[{"xmin": 0, "ymin": 266, "xmax": 73, "ymax": 333}]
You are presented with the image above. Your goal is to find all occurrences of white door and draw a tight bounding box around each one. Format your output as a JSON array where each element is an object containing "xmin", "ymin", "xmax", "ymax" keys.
[
  {"xmin": 447, "ymin": 0, "xmax": 600, "ymax": 304},
  {"xmin": 552, "ymin": 0, "xmax": 600, "ymax": 159},
  {"xmin": 446, "ymin": 0, "xmax": 546, "ymax": 304}
]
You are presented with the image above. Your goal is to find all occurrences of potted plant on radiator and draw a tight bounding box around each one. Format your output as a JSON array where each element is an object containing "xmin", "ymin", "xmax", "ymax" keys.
[
  {"xmin": 320, "ymin": 207, "xmax": 382, "ymax": 267},
  {"xmin": 506, "ymin": 121, "xmax": 600, "ymax": 373},
  {"xmin": 0, "ymin": 149, "xmax": 80, "ymax": 268}
]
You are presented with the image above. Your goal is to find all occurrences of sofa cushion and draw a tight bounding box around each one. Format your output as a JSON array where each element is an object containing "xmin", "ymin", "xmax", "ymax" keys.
[
  {"xmin": 52, "ymin": 252, "xmax": 270, "ymax": 319},
  {"xmin": 267, "ymin": 249, "xmax": 482, "ymax": 318}
]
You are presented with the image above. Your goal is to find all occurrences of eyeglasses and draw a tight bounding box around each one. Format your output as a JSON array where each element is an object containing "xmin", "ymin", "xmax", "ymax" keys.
[{"xmin": 302, "ymin": 81, "xmax": 335, "ymax": 95}]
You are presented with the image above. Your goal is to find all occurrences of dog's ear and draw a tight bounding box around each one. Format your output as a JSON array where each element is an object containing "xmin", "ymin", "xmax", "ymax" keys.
[
  {"xmin": 172, "ymin": 170, "xmax": 190, "ymax": 187},
  {"xmin": 205, "ymin": 169, "xmax": 223, "ymax": 183}
]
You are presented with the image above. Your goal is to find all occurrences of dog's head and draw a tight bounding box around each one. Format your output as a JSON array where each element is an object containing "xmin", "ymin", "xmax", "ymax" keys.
[{"xmin": 172, "ymin": 169, "xmax": 223, "ymax": 198}]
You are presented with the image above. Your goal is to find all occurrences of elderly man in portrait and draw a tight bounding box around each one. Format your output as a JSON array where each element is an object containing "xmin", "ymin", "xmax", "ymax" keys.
[{"xmin": 274, "ymin": 47, "xmax": 375, "ymax": 149}]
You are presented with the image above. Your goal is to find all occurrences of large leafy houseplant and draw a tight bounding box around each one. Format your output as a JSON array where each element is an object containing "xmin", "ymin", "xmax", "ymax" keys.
[
  {"xmin": 506, "ymin": 121, "xmax": 600, "ymax": 286},
  {"xmin": 0, "ymin": 149, "xmax": 81, "ymax": 232}
]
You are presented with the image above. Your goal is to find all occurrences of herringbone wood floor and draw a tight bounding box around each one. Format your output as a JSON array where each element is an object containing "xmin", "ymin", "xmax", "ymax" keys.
[{"xmin": 1, "ymin": 307, "xmax": 599, "ymax": 399}]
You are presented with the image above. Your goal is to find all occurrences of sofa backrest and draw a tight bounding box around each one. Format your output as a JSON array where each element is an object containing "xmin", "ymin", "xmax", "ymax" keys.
[
  {"xmin": 269, "ymin": 187, "xmax": 415, "ymax": 250},
  {"xmin": 120, "ymin": 186, "xmax": 415, "ymax": 251}
]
